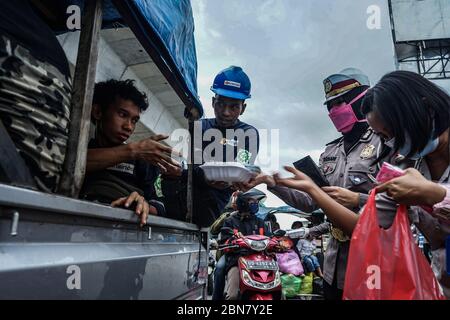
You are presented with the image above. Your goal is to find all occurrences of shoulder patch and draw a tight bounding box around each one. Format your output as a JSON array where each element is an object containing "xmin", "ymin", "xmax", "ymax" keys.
[
  {"xmin": 326, "ymin": 136, "xmax": 344, "ymax": 146},
  {"xmin": 360, "ymin": 128, "xmax": 374, "ymax": 142},
  {"xmin": 322, "ymin": 162, "xmax": 337, "ymax": 175}
]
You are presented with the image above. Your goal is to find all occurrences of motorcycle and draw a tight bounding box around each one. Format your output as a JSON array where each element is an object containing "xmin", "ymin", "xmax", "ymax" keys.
[{"xmin": 218, "ymin": 228, "xmax": 286, "ymax": 300}]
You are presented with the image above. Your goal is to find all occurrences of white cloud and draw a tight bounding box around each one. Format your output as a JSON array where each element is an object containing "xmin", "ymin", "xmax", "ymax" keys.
[
  {"xmin": 209, "ymin": 29, "xmax": 222, "ymax": 39},
  {"xmin": 257, "ymin": 0, "xmax": 287, "ymax": 26}
]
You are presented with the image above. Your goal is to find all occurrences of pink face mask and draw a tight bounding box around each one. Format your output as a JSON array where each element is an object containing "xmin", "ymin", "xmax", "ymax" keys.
[{"xmin": 328, "ymin": 90, "xmax": 368, "ymax": 133}]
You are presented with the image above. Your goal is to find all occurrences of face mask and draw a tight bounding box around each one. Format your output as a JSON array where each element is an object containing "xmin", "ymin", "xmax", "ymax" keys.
[
  {"xmin": 398, "ymin": 134, "xmax": 439, "ymax": 160},
  {"xmin": 248, "ymin": 202, "xmax": 259, "ymax": 215},
  {"xmin": 328, "ymin": 90, "xmax": 368, "ymax": 133}
]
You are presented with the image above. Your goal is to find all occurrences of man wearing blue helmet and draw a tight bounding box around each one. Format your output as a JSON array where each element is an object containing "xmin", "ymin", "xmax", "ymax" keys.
[
  {"xmin": 154, "ymin": 66, "xmax": 259, "ymax": 228},
  {"xmin": 192, "ymin": 66, "xmax": 260, "ymax": 228}
]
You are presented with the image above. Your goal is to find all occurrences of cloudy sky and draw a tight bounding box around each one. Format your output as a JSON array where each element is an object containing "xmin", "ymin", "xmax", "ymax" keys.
[{"xmin": 191, "ymin": 0, "xmax": 397, "ymax": 206}]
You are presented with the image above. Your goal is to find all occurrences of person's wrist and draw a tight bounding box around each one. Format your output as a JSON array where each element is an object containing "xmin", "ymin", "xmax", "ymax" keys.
[
  {"xmin": 425, "ymin": 182, "xmax": 447, "ymax": 207},
  {"xmin": 353, "ymin": 192, "xmax": 360, "ymax": 207},
  {"xmin": 128, "ymin": 141, "xmax": 140, "ymax": 160},
  {"xmin": 265, "ymin": 175, "xmax": 276, "ymax": 188},
  {"xmin": 305, "ymin": 182, "xmax": 320, "ymax": 195}
]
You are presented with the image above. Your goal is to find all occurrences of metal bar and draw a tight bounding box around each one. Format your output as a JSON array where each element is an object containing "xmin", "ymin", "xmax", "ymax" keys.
[
  {"xmin": 0, "ymin": 183, "xmax": 200, "ymax": 231},
  {"xmin": 441, "ymin": 56, "xmax": 450, "ymax": 78},
  {"xmin": 10, "ymin": 211, "xmax": 19, "ymax": 236},
  {"xmin": 186, "ymin": 120, "xmax": 194, "ymax": 223},
  {"xmin": 0, "ymin": 244, "xmax": 202, "ymax": 272},
  {"xmin": 59, "ymin": 0, "xmax": 103, "ymax": 197},
  {"xmin": 422, "ymin": 57, "xmax": 442, "ymax": 76},
  {"xmin": 402, "ymin": 56, "xmax": 448, "ymax": 63},
  {"xmin": 439, "ymin": 40, "xmax": 446, "ymax": 77}
]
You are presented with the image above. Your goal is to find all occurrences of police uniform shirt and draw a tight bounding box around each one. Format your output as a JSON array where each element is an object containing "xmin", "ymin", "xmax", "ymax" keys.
[{"xmin": 268, "ymin": 128, "xmax": 385, "ymax": 289}]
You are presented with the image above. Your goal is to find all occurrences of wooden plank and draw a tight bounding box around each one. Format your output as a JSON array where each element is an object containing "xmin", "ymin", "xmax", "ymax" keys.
[
  {"xmin": 58, "ymin": 0, "xmax": 103, "ymax": 197},
  {"xmin": 0, "ymin": 120, "xmax": 37, "ymax": 188}
]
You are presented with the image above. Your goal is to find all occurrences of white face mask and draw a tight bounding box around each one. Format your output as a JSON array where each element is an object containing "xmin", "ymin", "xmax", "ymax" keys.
[
  {"xmin": 385, "ymin": 134, "xmax": 439, "ymax": 160},
  {"xmin": 384, "ymin": 137, "xmax": 395, "ymax": 149},
  {"xmin": 399, "ymin": 134, "xmax": 439, "ymax": 160}
]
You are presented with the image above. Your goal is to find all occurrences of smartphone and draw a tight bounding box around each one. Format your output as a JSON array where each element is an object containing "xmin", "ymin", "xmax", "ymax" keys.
[{"xmin": 293, "ymin": 156, "xmax": 329, "ymax": 187}]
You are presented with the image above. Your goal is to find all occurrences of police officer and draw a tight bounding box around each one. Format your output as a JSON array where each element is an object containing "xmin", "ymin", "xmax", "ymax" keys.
[{"xmin": 247, "ymin": 68, "xmax": 386, "ymax": 300}]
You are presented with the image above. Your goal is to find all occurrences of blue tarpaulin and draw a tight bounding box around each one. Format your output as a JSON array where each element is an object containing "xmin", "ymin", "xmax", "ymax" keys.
[{"xmin": 132, "ymin": 0, "xmax": 200, "ymax": 114}]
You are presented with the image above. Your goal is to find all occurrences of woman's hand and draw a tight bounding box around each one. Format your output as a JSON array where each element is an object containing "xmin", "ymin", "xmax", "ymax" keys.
[
  {"xmin": 111, "ymin": 191, "xmax": 157, "ymax": 227},
  {"xmin": 377, "ymin": 168, "xmax": 446, "ymax": 207},
  {"xmin": 322, "ymin": 186, "xmax": 360, "ymax": 208},
  {"xmin": 232, "ymin": 173, "xmax": 276, "ymax": 192},
  {"xmin": 272, "ymin": 166, "xmax": 318, "ymax": 193},
  {"xmin": 274, "ymin": 166, "xmax": 359, "ymax": 235}
]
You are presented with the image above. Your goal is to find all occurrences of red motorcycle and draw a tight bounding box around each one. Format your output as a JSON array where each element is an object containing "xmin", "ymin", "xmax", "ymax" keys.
[{"xmin": 219, "ymin": 228, "xmax": 286, "ymax": 300}]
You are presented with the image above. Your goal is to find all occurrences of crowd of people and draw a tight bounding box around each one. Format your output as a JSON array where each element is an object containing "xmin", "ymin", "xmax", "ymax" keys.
[{"xmin": 0, "ymin": 1, "xmax": 449, "ymax": 300}]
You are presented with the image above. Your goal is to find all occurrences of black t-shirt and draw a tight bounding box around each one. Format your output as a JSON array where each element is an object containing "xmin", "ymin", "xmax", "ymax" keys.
[
  {"xmin": 197, "ymin": 118, "xmax": 260, "ymax": 165},
  {"xmin": 0, "ymin": 0, "xmax": 70, "ymax": 76},
  {"xmin": 83, "ymin": 140, "xmax": 159, "ymax": 202},
  {"xmin": 192, "ymin": 118, "xmax": 260, "ymax": 226}
]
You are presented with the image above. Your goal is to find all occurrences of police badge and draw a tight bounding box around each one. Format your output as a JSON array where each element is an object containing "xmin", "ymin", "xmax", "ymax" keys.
[
  {"xmin": 324, "ymin": 78, "xmax": 333, "ymax": 94},
  {"xmin": 360, "ymin": 144, "xmax": 375, "ymax": 159}
]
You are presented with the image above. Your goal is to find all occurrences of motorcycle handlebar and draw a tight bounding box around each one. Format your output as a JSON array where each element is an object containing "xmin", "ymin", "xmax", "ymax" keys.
[{"xmin": 218, "ymin": 244, "xmax": 240, "ymax": 250}]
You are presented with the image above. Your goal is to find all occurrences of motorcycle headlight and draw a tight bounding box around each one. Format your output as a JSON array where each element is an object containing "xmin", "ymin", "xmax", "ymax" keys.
[{"xmin": 245, "ymin": 239, "xmax": 269, "ymax": 251}]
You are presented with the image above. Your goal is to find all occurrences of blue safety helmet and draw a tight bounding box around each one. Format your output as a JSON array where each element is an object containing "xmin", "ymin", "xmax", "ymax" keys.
[{"xmin": 211, "ymin": 66, "xmax": 251, "ymax": 100}]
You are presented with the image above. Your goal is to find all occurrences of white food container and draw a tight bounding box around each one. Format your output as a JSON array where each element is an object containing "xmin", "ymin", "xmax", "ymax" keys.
[{"xmin": 199, "ymin": 162, "xmax": 256, "ymax": 183}]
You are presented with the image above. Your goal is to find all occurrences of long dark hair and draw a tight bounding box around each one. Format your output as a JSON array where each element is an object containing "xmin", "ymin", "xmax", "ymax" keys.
[{"xmin": 361, "ymin": 71, "xmax": 450, "ymax": 158}]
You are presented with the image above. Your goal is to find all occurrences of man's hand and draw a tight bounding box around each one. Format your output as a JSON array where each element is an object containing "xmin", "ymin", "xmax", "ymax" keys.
[
  {"xmin": 322, "ymin": 186, "xmax": 360, "ymax": 208},
  {"xmin": 131, "ymin": 134, "xmax": 181, "ymax": 174},
  {"xmin": 162, "ymin": 162, "xmax": 183, "ymax": 177},
  {"xmin": 377, "ymin": 168, "xmax": 446, "ymax": 207},
  {"xmin": 207, "ymin": 180, "xmax": 230, "ymax": 190},
  {"xmin": 111, "ymin": 191, "xmax": 157, "ymax": 227}
]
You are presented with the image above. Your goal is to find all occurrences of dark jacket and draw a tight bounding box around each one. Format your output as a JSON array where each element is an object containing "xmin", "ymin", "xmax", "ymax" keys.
[{"xmin": 220, "ymin": 212, "xmax": 269, "ymax": 271}]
